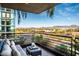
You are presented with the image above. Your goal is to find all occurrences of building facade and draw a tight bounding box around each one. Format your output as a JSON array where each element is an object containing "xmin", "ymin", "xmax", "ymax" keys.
[{"xmin": 0, "ymin": 7, "xmax": 15, "ymax": 39}]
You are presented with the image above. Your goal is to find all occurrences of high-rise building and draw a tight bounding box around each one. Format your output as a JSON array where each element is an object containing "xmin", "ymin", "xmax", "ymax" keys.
[{"xmin": 0, "ymin": 7, "xmax": 15, "ymax": 39}]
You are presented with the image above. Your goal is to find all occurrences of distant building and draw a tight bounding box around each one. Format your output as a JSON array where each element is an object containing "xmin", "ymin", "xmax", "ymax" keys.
[{"xmin": 0, "ymin": 7, "xmax": 15, "ymax": 39}]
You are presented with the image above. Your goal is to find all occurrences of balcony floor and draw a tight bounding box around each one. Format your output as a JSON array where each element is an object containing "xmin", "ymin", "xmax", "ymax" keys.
[{"xmin": 23, "ymin": 45, "xmax": 55, "ymax": 56}]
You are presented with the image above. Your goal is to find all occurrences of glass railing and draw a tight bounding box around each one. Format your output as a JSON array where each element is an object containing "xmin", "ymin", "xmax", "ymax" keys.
[
  {"xmin": 33, "ymin": 34, "xmax": 79, "ymax": 56},
  {"xmin": 49, "ymin": 35, "xmax": 79, "ymax": 56}
]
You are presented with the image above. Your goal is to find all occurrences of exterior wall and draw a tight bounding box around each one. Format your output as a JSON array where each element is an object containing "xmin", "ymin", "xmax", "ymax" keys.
[{"xmin": 0, "ymin": 7, "xmax": 15, "ymax": 39}]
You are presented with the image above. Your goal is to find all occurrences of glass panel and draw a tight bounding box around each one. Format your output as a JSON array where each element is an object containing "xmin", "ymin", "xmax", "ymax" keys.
[
  {"xmin": 11, "ymin": 13, "xmax": 14, "ymax": 19},
  {"xmin": 11, "ymin": 27, "xmax": 14, "ymax": 29},
  {"xmin": 6, "ymin": 21, "xmax": 11, "ymax": 25},
  {"xmin": 0, "ymin": 7, "xmax": 15, "ymax": 39},
  {"xmin": 0, "ymin": 27, "xmax": 1, "ymax": 32},
  {"xmin": 0, "ymin": 7, "xmax": 1, "ymax": 11},
  {"xmin": 6, "ymin": 27, "xmax": 10, "ymax": 32},
  {"xmin": 0, "ymin": 18, "xmax": 1, "ymax": 25},
  {"xmin": 1, "ymin": 26, "xmax": 5, "ymax": 32},
  {"xmin": 1, "ymin": 8, "xmax": 5, "ymax": 12},
  {"xmin": 10, "ymin": 27, "xmax": 15, "ymax": 32},
  {"xmin": 11, "ymin": 19, "xmax": 14, "ymax": 26},
  {"xmin": 1, "ymin": 21, "xmax": 5, "ymax": 25},
  {"xmin": 6, "ymin": 13, "xmax": 10, "ymax": 18},
  {"xmin": 11, "ymin": 9, "xmax": 14, "ymax": 13},
  {"xmin": 2, "ymin": 13, "xmax": 6, "ymax": 17},
  {"xmin": 6, "ymin": 8, "xmax": 11, "ymax": 12},
  {"xmin": 0, "ymin": 12, "xmax": 1, "ymax": 18},
  {"xmin": 75, "ymin": 39, "xmax": 79, "ymax": 56}
]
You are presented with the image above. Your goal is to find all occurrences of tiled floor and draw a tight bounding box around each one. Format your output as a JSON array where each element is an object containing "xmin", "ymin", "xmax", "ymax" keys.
[{"xmin": 23, "ymin": 45, "xmax": 55, "ymax": 56}]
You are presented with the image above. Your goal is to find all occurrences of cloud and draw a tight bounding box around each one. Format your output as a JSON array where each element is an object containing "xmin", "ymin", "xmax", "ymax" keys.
[
  {"xmin": 57, "ymin": 9, "xmax": 69, "ymax": 16},
  {"xmin": 57, "ymin": 3, "xmax": 79, "ymax": 18},
  {"xmin": 65, "ymin": 4, "xmax": 79, "ymax": 13},
  {"xmin": 65, "ymin": 7, "xmax": 71, "ymax": 11},
  {"xmin": 73, "ymin": 5, "xmax": 79, "ymax": 9},
  {"xmin": 57, "ymin": 8, "xmax": 73, "ymax": 21}
]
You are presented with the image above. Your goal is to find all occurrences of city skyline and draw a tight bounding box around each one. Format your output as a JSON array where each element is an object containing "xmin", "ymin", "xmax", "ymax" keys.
[{"xmin": 15, "ymin": 3, "xmax": 79, "ymax": 28}]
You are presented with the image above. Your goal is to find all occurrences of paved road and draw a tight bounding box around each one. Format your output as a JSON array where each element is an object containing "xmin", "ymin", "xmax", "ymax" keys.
[{"xmin": 23, "ymin": 45, "xmax": 55, "ymax": 56}]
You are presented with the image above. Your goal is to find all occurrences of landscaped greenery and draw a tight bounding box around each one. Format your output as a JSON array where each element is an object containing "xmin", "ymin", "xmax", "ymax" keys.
[{"xmin": 32, "ymin": 34, "xmax": 48, "ymax": 45}]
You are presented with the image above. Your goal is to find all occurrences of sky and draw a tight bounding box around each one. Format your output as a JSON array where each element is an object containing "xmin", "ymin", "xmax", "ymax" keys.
[{"xmin": 15, "ymin": 3, "xmax": 79, "ymax": 28}]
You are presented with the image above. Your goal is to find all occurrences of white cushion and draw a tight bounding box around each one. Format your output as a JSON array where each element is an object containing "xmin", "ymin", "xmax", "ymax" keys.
[
  {"xmin": 5, "ymin": 39, "xmax": 10, "ymax": 46},
  {"xmin": 1, "ymin": 43, "xmax": 12, "ymax": 56},
  {"xmin": 10, "ymin": 41, "xmax": 15, "ymax": 46},
  {"xmin": 11, "ymin": 44, "xmax": 21, "ymax": 56}
]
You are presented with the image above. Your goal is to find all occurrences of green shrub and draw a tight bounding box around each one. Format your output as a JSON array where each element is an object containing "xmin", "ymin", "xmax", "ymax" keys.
[{"xmin": 32, "ymin": 34, "xmax": 48, "ymax": 45}]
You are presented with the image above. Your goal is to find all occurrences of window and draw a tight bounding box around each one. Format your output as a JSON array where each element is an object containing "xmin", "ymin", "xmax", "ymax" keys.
[
  {"xmin": 0, "ymin": 8, "xmax": 15, "ymax": 39},
  {"xmin": 0, "ymin": 27, "xmax": 1, "ymax": 32},
  {"xmin": 6, "ymin": 13, "xmax": 10, "ymax": 18},
  {"xmin": 6, "ymin": 27, "xmax": 10, "ymax": 32},
  {"xmin": 1, "ymin": 21, "xmax": 5, "ymax": 25},
  {"xmin": 1, "ymin": 8, "xmax": 5, "ymax": 12},
  {"xmin": 1, "ymin": 26, "xmax": 5, "ymax": 31},
  {"xmin": 2, "ymin": 13, "xmax": 6, "ymax": 17},
  {"xmin": 0, "ymin": 18, "xmax": 1, "ymax": 25},
  {"xmin": 6, "ymin": 8, "xmax": 11, "ymax": 12},
  {"xmin": 0, "ymin": 12, "xmax": 1, "ymax": 18},
  {"xmin": 11, "ymin": 27, "xmax": 14, "ymax": 31},
  {"xmin": 11, "ymin": 14, "xmax": 14, "ymax": 19},
  {"xmin": 6, "ymin": 21, "xmax": 10, "ymax": 25},
  {"xmin": 11, "ymin": 20, "xmax": 14, "ymax": 26},
  {"xmin": 11, "ymin": 27, "xmax": 14, "ymax": 30}
]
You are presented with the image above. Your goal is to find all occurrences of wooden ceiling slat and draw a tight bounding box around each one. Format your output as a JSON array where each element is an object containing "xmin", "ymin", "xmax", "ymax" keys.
[{"xmin": 0, "ymin": 3, "xmax": 56, "ymax": 13}]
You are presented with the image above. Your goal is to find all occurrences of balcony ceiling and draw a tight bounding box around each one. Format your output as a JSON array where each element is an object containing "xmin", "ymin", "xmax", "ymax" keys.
[{"xmin": 0, "ymin": 3, "xmax": 57, "ymax": 13}]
